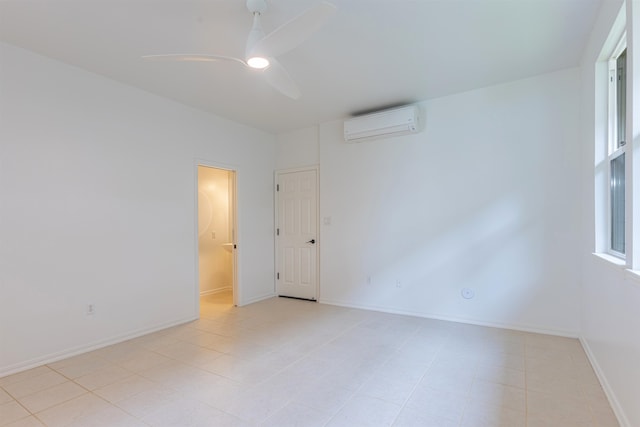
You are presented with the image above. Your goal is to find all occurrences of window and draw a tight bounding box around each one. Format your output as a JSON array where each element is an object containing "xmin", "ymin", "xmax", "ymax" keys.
[
  {"xmin": 610, "ymin": 152, "xmax": 625, "ymax": 253},
  {"xmin": 608, "ymin": 45, "xmax": 627, "ymax": 257}
]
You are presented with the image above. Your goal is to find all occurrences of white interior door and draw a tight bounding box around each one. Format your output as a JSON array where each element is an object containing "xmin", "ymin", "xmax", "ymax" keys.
[{"xmin": 276, "ymin": 168, "xmax": 318, "ymax": 300}]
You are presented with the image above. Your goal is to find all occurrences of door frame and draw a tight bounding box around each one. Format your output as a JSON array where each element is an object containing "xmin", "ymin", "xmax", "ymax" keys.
[
  {"xmin": 194, "ymin": 160, "xmax": 239, "ymax": 315},
  {"xmin": 274, "ymin": 165, "xmax": 320, "ymax": 300}
]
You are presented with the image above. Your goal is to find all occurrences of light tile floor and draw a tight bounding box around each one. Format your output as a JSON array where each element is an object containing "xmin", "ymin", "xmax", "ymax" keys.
[{"xmin": 0, "ymin": 293, "xmax": 620, "ymax": 426}]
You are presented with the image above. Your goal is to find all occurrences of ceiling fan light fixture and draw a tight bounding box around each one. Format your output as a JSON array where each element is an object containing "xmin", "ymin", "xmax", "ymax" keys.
[
  {"xmin": 247, "ymin": 56, "xmax": 270, "ymax": 69},
  {"xmin": 245, "ymin": 2, "xmax": 269, "ymax": 70},
  {"xmin": 143, "ymin": 0, "xmax": 335, "ymax": 99}
]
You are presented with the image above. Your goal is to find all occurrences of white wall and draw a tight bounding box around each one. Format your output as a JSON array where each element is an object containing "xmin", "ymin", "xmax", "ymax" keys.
[
  {"xmin": 0, "ymin": 42, "xmax": 276, "ymax": 376},
  {"xmin": 317, "ymin": 69, "xmax": 582, "ymax": 335},
  {"xmin": 579, "ymin": 1, "xmax": 640, "ymax": 426},
  {"xmin": 275, "ymin": 126, "xmax": 319, "ymax": 170}
]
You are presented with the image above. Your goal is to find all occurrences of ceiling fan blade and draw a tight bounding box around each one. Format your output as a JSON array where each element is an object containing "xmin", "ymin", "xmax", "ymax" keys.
[
  {"xmin": 142, "ymin": 54, "xmax": 246, "ymax": 65},
  {"xmin": 250, "ymin": 1, "xmax": 336, "ymax": 58},
  {"xmin": 263, "ymin": 58, "xmax": 300, "ymax": 99}
]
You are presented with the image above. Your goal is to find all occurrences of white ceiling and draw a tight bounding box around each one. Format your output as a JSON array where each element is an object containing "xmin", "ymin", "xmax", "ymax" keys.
[{"xmin": 0, "ymin": 0, "xmax": 601, "ymax": 133}]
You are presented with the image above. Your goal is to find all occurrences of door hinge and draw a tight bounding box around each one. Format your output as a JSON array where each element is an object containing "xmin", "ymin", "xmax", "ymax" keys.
[
  {"xmin": 277, "ymin": 272, "xmax": 280, "ymax": 280},
  {"xmin": 276, "ymin": 184, "xmax": 279, "ymax": 191},
  {"xmin": 277, "ymin": 228, "xmax": 279, "ymax": 236}
]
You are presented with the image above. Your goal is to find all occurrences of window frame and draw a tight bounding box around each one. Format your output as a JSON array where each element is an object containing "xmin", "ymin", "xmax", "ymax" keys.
[{"xmin": 606, "ymin": 36, "xmax": 627, "ymax": 259}]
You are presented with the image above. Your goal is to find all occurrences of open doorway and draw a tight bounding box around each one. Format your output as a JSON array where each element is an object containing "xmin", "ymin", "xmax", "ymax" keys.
[{"xmin": 197, "ymin": 165, "xmax": 237, "ymax": 316}]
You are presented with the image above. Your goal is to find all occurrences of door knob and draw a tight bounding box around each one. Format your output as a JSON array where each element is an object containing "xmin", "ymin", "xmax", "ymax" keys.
[{"xmin": 306, "ymin": 239, "xmax": 316, "ymax": 244}]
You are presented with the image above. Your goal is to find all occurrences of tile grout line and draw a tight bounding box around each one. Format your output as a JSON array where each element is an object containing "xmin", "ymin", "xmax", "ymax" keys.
[
  {"xmin": 386, "ymin": 327, "xmax": 449, "ymax": 427},
  {"xmin": 1, "ymin": 299, "xmax": 618, "ymax": 427},
  {"xmin": 1, "ymin": 363, "xmax": 124, "ymax": 427}
]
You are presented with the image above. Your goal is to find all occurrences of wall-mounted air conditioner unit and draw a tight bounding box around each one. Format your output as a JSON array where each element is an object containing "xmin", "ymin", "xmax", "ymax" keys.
[{"xmin": 343, "ymin": 105, "xmax": 420, "ymax": 143}]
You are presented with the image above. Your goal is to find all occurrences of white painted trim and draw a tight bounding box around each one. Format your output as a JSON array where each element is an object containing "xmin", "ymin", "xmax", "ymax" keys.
[
  {"xmin": 318, "ymin": 299, "xmax": 580, "ymax": 338},
  {"xmin": 229, "ymin": 170, "xmax": 239, "ymax": 307},
  {"xmin": 605, "ymin": 42, "xmax": 629, "ymax": 260},
  {"xmin": 598, "ymin": 18, "xmax": 628, "ymax": 260},
  {"xmin": 598, "ymin": 4, "xmax": 626, "ymax": 62},
  {"xmin": 199, "ymin": 286, "xmax": 233, "ymax": 297},
  {"xmin": 240, "ymin": 292, "xmax": 276, "ymax": 307},
  {"xmin": 274, "ymin": 165, "xmax": 320, "ymax": 301},
  {"xmin": 592, "ymin": 251, "xmax": 627, "ymax": 268},
  {"xmin": 623, "ymin": 268, "xmax": 640, "ymax": 286},
  {"xmin": 580, "ymin": 337, "xmax": 629, "ymax": 427},
  {"xmin": 0, "ymin": 316, "xmax": 196, "ymax": 378}
]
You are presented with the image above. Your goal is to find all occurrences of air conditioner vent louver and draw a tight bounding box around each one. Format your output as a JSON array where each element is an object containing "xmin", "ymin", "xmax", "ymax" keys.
[{"xmin": 344, "ymin": 105, "xmax": 420, "ymax": 143}]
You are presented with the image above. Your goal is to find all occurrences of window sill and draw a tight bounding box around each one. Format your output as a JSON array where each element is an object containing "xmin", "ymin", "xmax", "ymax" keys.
[
  {"xmin": 592, "ymin": 252, "xmax": 626, "ymax": 268},
  {"xmin": 592, "ymin": 254, "xmax": 640, "ymax": 287}
]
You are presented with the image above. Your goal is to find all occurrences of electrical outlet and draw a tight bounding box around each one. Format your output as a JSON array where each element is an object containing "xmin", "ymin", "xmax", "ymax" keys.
[
  {"xmin": 395, "ymin": 280, "xmax": 402, "ymax": 288},
  {"xmin": 86, "ymin": 304, "xmax": 95, "ymax": 315}
]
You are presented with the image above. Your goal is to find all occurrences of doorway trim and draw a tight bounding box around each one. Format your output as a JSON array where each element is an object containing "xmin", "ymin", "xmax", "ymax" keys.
[
  {"xmin": 274, "ymin": 165, "xmax": 320, "ymax": 301},
  {"xmin": 194, "ymin": 160, "xmax": 239, "ymax": 317}
]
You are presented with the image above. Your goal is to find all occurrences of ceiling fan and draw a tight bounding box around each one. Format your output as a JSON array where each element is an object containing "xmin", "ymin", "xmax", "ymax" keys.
[{"xmin": 143, "ymin": 0, "xmax": 336, "ymax": 99}]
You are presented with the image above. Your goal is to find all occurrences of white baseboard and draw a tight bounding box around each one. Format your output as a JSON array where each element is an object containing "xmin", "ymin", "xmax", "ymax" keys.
[
  {"xmin": 579, "ymin": 337, "xmax": 629, "ymax": 427},
  {"xmin": 200, "ymin": 286, "xmax": 232, "ymax": 297},
  {"xmin": 239, "ymin": 292, "xmax": 276, "ymax": 307},
  {"xmin": 318, "ymin": 298, "xmax": 579, "ymax": 338},
  {"xmin": 0, "ymin": 316, "xmax": 197, "ymax": 378}
]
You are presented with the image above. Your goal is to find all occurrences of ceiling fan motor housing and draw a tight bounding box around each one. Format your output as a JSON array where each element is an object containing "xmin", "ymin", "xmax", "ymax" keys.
[
  {"xmin": 246, "ymin": 0, "xmax": 267, "ymax": 15},
  {"xmin": 245, "ymin": 0, "xmax": 268, "ymax": 61}
]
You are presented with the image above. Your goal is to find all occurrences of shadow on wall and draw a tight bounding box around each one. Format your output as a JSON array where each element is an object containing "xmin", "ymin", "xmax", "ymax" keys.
[
  {"xmin": 330, "ymin": 189, "xmax": 569, "ymax": 330},
  {"xmin": 321, "ymin": 70, "xmax": 581, "ymax": 333}
]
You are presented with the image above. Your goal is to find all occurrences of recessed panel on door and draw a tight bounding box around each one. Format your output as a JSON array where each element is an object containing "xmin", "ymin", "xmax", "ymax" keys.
[{"xmin": 276, "ymin": 169, "xmax": 318, "ymax": 300}]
